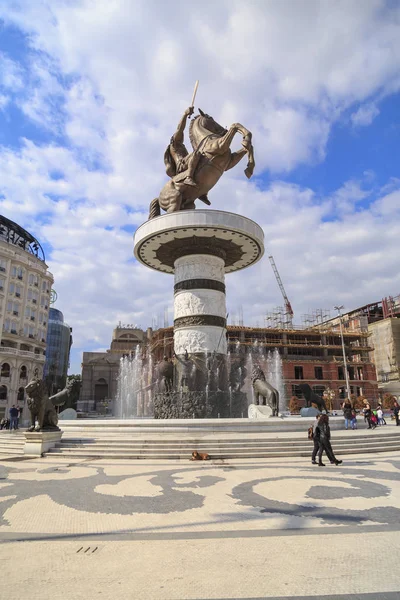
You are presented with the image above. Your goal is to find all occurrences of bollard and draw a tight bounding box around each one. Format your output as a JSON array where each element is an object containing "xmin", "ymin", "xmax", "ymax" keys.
[
  {"xmin": 193, "ymin": 412, "xmax": 195, "ymax": 419},
  {"xmin": 218, "ymin": 413, "xmax": 220, "ymax": 418}
]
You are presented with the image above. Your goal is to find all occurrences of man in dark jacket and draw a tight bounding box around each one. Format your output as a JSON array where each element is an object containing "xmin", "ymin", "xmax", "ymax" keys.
[
  {"xmin": 9, "ymin": 405, "xmax": 19, "ymax": 431},
  {"xmin": 393, "ymin": 400, "xmax": 400, "ymax": 426},
  {"xmin": 342, "ymin": 400, "xmax": 353, "ymax": 430},
  {"xmin": 311, "ymin": 414, "xmax": 322, "ymax": 464},
  {"xmin": 316, "ymin": 414, "xmax": 343, "ymax": 466}
]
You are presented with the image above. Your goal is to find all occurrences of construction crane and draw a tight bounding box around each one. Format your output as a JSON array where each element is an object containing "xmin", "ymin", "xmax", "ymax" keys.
[{"xmin": 268, "ymin": 255, "xmax": 294, "ymax": 328}]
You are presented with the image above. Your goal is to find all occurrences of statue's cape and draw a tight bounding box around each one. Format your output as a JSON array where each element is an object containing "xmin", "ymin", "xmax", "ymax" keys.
[{"xmin": 164, "ymin": 145, "xmax": 177, "ymax": 178}]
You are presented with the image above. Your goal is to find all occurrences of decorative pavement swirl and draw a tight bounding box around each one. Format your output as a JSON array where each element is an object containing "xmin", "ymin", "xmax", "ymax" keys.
[{"xmin": 0, "ymin": 453, "xmax": 400, "ymax": 599}]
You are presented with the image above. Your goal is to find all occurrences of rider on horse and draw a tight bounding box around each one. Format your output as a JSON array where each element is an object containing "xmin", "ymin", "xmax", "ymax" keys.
[{"xmin": 164, "ymin": 107, "xmax": 210, "ymax": 205}]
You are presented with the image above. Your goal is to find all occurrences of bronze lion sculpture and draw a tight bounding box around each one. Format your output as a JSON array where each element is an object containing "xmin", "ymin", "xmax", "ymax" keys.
[{"xmin": 25, "ymin": 378, "xmax": 68, "ymax": 431}]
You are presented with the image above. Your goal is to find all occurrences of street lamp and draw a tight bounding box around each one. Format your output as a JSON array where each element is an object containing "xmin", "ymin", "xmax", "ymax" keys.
[{"xmin": 334, "ymin": 305, "xmax": 352, "ymax": 402}]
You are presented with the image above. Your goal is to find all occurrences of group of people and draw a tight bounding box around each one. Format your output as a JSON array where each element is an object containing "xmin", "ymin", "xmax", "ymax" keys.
[
  {"xmin": 0, "ymin": 405, "xmax": 23, "ymax": 431},
  {"xmin": 342, "ymin": 398, "xmax": 400, "ymax": 430},
  {"xmin": 310, "ymin": 413, "xmax": 342, "ymax": 467}
]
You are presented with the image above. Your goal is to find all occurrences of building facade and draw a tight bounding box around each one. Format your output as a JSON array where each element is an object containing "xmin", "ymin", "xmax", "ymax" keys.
[
  {"xmin": 326, "ymin": 295, "xmax": 400, "ymax": 400},
  {"xmin": 150, "ymin": 323, "xmax": 378, "ymax": 409},
  {"xmin": 0, "ymin": 215, "xmax": 53, "ymax": 419},
  {"xmin": 43, "ymin": 307, "xmax": 73, "ymax": 394},
  {"xmin": 79, "ymin": 325, "xmax": 150, "ymax": 412}
]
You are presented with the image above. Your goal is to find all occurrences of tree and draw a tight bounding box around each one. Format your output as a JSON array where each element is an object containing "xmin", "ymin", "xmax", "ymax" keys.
[
  {"xmin": 65, "ymin": 374, "xmax": 82, "ymax": 410},
  {"xmin": 289, "ymin": 396, "xmax": 300, "ymax": 414},
  {"xmin": 382, "ymin": 392, "xmax": 395, "ymax": 410},
  {"xmin": 354, "ymin": 395, "xmax": 366, "ymax": 410}
]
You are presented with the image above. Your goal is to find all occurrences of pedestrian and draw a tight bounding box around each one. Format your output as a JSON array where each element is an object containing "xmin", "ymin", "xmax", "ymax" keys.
[
  {"xmin": 342, "ymin": 399, "xmax": 353, "ymax": 430},
  {"xmin": 364, "ymin": 402, "xmax": 375, "ymax": 429},
  {"xmin": 0, "ymin": 417, "xmax": 6, "ymax": 430},
  {"xmin": 393, "ymin": 400, "xmax": 400, "ymax": 426},
  {"xmin": 316, "ymin": 413, "xmax": 343, "ymax": 466},
  {"xmin": 350, "ymin": 410, "xmax": 357, "ymax": 430},
  {"xmin": 376, "ymin": 405, "xmax": 386, "ymax": 426},
  {"xmin": 310, "ymin": 413, "xmax": 322, "ymax": 465},
  {"xmin": 9, "ymin": 405, "xmax": 19, "ymax": 431}
]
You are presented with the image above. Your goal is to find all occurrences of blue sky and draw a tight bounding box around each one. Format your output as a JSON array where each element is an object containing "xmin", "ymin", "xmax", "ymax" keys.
[{"xmin": 0, "ymin": 0, "xmax": 399, "ymax": 374}]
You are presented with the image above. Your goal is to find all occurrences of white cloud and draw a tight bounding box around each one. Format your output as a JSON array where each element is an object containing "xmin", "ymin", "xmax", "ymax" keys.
[{"xmin": 351, "ymin": 103, "xmax": 380, "ymax": 127}]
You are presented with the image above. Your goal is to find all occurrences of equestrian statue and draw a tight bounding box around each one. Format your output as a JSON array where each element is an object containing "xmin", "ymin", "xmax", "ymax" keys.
[{"xmin": 148, "ymin": 83, "xmax": 255, "ymax": 219}]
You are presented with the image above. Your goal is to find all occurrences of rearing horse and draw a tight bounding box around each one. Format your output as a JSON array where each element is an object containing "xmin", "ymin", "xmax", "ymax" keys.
[{"xmin": 148, "ymin": 110, "xmax": 255, "ymax": 219}]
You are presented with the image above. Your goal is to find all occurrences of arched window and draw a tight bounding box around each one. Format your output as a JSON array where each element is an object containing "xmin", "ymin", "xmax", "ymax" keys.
[
  {"xmin": 20, "ymin": 365, "xmax": 27, "ymax": 380},
  {"xmin": 17, "ymin": 387, "xmax": 25, "ymax": 402},
  {"xmin": 1, "ymin": 363, "xmax": 10, "ymax": 378},
  {"xmin": 0, "ymin": 385, "xmax": 7, "ymax": 400}
]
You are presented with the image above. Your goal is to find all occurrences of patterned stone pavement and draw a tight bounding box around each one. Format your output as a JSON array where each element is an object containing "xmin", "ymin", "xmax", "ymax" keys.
[{"xmin": 0, "ymin": 452, "xmax": 400, "ymax": 599}]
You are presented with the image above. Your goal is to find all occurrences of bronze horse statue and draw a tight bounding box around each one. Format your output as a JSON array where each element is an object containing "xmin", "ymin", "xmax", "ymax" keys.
[{"xmin": 149, "ymin": 109, "xmax": 255, "ymax": 219}]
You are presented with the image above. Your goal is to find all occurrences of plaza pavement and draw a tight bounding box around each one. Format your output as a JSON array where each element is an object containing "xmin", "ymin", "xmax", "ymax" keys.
[{"xmin": 0, "ymin": 449, "xmax": 400, "ymax": 599}]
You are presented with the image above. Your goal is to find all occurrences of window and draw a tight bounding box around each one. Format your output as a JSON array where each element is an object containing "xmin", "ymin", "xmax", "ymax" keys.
[
  {"xmin": 3, "ymin": 319, "xmax": 10, "ymax": 332},
  {"xmin": 28, "ymin": 273, "xmax": 39, "ymax": 286},
  {"xmin": 10, "ymin": 321, "xmax": 18, "ymax": 334},
  {"xmin": 1, "ymin": 363, "xmax": 10, "ymax": 378},
  {"xmin": 338, "ymin": 366, "xmax": 345, "ymax": 380},
  {"xmin": 357, "ymin": 367, "xmax": 364, "ymax": 381},
  {"xmin": 11, "ymin": 266, "xmax": 23, "ymax": 279},
  {"xmin": 292, "ymin": 384, "xmax": 304, "ymax": 399},
  {"xmin": 294, "ymin": 366, "xmax": 304, "ymax": 380},
  {"xmin": 17, "ymin": 387, "xmax": 24, "ymax": 402},
  {"xmin": 348, "ymin": 367, "xmax": 355, "ymax": 380},
  {"xmin": 0, "ymin": 259, "xmax": 6, "ymax": 272},
  {"xmin": 20, "ymin": 366, "xmax": 27, "ymax": 380},
  {"xmin": 7, "ymin": 301, "xmax": 19, "ymax": 315},
  {"xmin": 0, "ymin": 385, "xmax": 7, "ymax": 400},
  {"xmin": 0, "ymin": 277, "xmax": 5, "ymax": 290},
  {"xmin": 313, "ymin": 385, "xmax": 326, "ymax": 397},
  {"xmin": 314, "ymin": 366, "xmax": 323, "ymax": 380}
]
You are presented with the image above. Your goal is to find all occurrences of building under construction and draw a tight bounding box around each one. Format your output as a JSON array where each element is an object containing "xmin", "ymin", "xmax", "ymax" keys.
[{"xmin": 324, "ymin": 294, "xmax": 400, "ymax": 399}]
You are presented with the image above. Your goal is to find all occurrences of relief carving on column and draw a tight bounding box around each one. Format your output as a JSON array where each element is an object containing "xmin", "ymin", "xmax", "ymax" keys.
[
  {"xmin": 174, "ymin": 290, "xmax": 226, "ymax": 319},
  {"xmin": 174, "ymin": 255, "xmax": 225, "ymax": 284}
]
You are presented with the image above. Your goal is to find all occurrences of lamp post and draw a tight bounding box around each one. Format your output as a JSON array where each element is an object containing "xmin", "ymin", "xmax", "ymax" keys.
[{"xmin": 334, "ymin": 305, "xmax": 352, "ymax": 402}]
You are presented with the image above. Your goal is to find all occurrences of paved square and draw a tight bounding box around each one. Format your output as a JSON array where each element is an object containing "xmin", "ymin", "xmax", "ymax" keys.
[{"xmin": 1, "ymin": 452, "xmax": 400, "ymax": 599}]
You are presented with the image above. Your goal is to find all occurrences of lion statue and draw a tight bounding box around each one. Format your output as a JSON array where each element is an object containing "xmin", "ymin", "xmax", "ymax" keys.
[
  {"xmin": 251, "ymin": 365, "xmax": 280, "ymax": 416},
  {"xmin": 25, "ymin": 378, "xmax": 68, "ymax": 432}
]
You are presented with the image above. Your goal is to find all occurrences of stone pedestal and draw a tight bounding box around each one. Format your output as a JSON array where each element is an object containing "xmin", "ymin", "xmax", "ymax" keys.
[
  {"xmin": 300, "ymin": 407, "xmax": 320, "ymax": 417},
  {"xmin": 248, "ymin": 404, "xmax": 273, "ymax": 419},
  {"xmin": 24, "ymin": 431, "xmax": 63, "ymax": 456},
  {"xmin": 134, "ymin": 210, "xmax": 264, "ymax": 417}
]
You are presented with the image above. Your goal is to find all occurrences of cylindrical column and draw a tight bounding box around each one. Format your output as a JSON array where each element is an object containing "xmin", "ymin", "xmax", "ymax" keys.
[{"xmin": 174, "ymin": 254, "xmax": 227, "ymax": 356}]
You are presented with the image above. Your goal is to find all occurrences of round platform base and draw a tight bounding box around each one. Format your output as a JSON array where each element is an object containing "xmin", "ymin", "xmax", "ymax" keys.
[{"xmin": 133, "ymin": 209, "xmax": 264, "ymax": 274}]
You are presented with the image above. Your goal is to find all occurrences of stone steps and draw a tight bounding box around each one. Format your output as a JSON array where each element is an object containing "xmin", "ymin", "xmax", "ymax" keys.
[
  {"xmin": 47, "ymin": 444, "xmax": 400, "ymax": 459},
  {"xmin": 48, "ymin": 430, "xmax": 400, "ymax": 459},
  {"xmin": 0, "ymin": 433, "xmax": 26, "ymax": 456}
]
